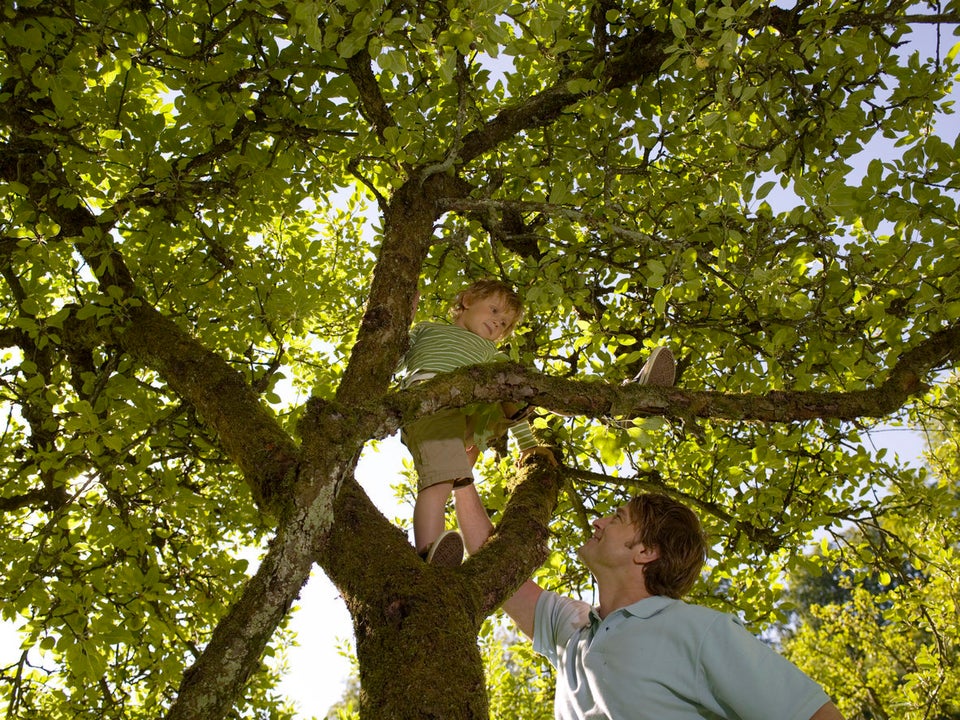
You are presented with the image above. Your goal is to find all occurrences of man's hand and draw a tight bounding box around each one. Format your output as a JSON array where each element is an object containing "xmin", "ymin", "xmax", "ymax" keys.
[
  {"xmin": 465, "ymin": 443, "xmax": 480, "ymax": 467},
  {"xmin": 519, "ymin": 446, "xmax": 558, "ymax": 466},
  {"xmin": 501, "ymin": 401, "xmax": 536, "ymax": 423}
]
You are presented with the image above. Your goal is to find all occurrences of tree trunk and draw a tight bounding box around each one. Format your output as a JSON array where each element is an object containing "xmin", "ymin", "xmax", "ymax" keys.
[
  {"xmin": 353, "ymin": 577, "xmax": 489, "ymax": 719},
  {"xmin": 316, "ymin": 458, "xmax": 562, "ymax": 719}
]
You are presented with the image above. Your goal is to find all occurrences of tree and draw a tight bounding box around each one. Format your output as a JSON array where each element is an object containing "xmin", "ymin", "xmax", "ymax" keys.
[
  {"xmin": 1, "ymin": 0, "xmax": 959, "ymax": 718},
  {"xmin": 778, "ymin": 380, "xmax": 960, "ymax": 720}
]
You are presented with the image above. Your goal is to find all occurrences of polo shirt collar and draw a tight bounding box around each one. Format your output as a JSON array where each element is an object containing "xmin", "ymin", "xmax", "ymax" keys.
[
  {"xmin": 622, "ymin": 595, "xmax": 677, "ymax": 618},
  {"xmin": 589, "ymin": 595, "xmax": 677, "ymax": 625}
]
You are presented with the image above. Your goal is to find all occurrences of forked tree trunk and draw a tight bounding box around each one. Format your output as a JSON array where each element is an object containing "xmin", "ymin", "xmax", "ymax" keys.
[
  {"xmin": 352, "ymin": 573, "xmax": 489, "ymax": 718},
  {"xmin": 318, "ymin": 460, "xmax": 562, "ymax": 719}
]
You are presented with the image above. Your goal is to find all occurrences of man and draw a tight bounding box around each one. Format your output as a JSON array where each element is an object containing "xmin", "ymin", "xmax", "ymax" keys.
[{"xmin": 455, "ymin": 487, "xmax": 845, "ymax": 720}]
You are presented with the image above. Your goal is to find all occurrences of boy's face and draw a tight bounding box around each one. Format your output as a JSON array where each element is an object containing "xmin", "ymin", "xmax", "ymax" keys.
[{"xmin": 455, "ymin": 292, "xmax": 516, "ymax": 341}]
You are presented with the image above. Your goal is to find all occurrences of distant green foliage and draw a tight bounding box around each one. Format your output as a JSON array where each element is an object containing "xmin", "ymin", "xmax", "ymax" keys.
[
  {"xmin": 779, "ymin": 387, "xmax": 960, "ymax": 719},
  {"xmin": 481, "ymin": 619, "xmax": 555, "ymax": 720}
]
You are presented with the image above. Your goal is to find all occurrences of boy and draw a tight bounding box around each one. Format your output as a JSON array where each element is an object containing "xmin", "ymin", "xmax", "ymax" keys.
[{"xmin": 399, "ymin": 279, "xmax": 675, "ymax": 566}]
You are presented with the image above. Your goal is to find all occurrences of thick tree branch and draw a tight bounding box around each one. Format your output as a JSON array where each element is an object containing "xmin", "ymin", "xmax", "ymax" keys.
[
  {"xmin": 374, "ymin": 321, "xmax": 960, "ymax": 439},
  {"xmin": 345, "ymin": 48, "xmax": 396, "ymax": 141},
  {"xmin": 457, "ymin": 82, "xmax": 584, "ymax": 167},
  {"xmin": 456, "ymin": 27, "xmax": 668, "ymax": 166},
  {"xmin": 443, "ymin": 4, "xmax": 957, "ymax": 172},
  {"xmin": 167, "ymin": 401, "xmax": 386, "ymax": 719},
  {"xmin": 435, "ymin": 197, "xmax": 658, "ymax": 246},
  {"xmin": 166, "ymin": 462, "xmax": 345, "ymax": 720},
  {"xmin": 316, "ymin": 475, "xmax": 496, "ymax": 720},
  {"xmin": 4, "ymin": 144, "xmax": 302, "ymax": 513},
  {"xmin": 333, "ymin": 171, "xmax": 472, "ymax": 408},
  {"xmin": 0, "ymin": 485, "xmax": 68, "ymax": 512},
  {"xmin": 116, "ymin": 304, "xmax": 301, "ymax": 510}
]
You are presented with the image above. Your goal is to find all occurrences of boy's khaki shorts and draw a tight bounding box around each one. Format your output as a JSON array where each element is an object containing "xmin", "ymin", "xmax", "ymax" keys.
[{"xmin": 401, "ymin": 408, "xmax": 475, "ymax": 491}]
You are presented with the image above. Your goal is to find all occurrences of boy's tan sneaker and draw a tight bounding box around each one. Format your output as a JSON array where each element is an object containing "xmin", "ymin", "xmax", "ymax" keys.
[
  {"xmin": 426, "ymin": 530, "xmax": 464, "ymax": 568},
  {"xmin": 630, "ymin": 346, "xmax": 675, "ymax": 387}
]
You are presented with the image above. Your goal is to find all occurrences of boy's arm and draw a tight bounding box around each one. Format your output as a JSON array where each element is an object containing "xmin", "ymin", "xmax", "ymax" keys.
[
  {"xmin": 454, "ymin": 484, "xmax": 543, "ymax": 638},
  {"xmin": 503, "ymin": 412, "xmax": 557, "ymax": 465}
]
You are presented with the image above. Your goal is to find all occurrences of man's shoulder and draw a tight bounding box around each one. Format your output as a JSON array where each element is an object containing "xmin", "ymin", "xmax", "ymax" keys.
[
  {"xmin": 537, "ymin": 591, "xmax": 592, "ymax": 629},
  {"xmin": 539, "ymin": 589, "xmax": 591, "ymax": 611},
  {"xmin": 637, "ymin": 597, "xmax": 741, "ymax": 636},
  {"xmin": 533, "ymin": 590, "xmax": 593, "ymax": 656},
  {"xmin": 671, "ymin": 598, "xmax": 738, "ymax": 623}
]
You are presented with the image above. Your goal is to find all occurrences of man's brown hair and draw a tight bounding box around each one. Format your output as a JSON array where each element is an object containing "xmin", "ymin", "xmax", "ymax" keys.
[{"xmin": 627, "ymin": 493, "xmax": 707, "ymax": 598}]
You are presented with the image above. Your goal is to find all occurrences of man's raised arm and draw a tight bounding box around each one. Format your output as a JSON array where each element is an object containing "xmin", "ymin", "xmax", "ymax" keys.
[{"xmin": 454, "ymin": 484, "xmax": 542, "ymax": 638}]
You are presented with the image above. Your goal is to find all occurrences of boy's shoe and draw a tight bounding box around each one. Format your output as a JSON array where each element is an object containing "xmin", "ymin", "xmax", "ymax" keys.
[
  {"xmin": 425, "ymin": 530, "xmax": 464, "ymax": 568},
  {"xmin": 629, "ymin": 346, "xmax": 675, "ymax": 387}
]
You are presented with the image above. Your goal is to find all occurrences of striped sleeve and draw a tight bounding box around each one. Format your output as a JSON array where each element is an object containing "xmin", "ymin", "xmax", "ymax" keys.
[{"xmin": 509, "ymin": 420, "xmax": 538, "ymax": 451}]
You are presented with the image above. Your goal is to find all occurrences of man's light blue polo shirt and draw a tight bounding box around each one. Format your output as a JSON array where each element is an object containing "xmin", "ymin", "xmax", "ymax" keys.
[{"xmin": 533, "ymin": 591, "xmax": 830, "ymax": 720}]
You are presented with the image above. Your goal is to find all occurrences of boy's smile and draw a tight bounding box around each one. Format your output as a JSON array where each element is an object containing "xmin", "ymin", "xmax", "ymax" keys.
[{"xmin": 455, "ymin": 293, "xmax": 515, "ymax": 341}]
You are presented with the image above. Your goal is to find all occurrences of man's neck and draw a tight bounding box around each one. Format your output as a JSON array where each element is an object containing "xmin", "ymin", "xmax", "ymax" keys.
[{"xmin": 595, "ymin": 579, "xmax": 653, "ymax": 619}]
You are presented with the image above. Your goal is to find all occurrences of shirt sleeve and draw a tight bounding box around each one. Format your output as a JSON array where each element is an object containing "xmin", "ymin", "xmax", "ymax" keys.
[
  {"xmin": 532, "ymin": 591, "xmax": 591, "ymax": 668},
  {"xmin": 396, "ymin": 323, "xmax": 422, "ymax": 375},
  {"xmin": 697, "ymin": 615, "xmax": 831, "ymax": 720},
  {"xmin": 508, "ymin": 419, "xmax": 538, "ymax": 450}
]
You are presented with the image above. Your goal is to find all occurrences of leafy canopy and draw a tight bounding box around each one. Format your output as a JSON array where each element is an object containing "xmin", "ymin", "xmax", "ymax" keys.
[{"xmin": 1, "ymin": 0, "xmax": 960, "ymax": 717}]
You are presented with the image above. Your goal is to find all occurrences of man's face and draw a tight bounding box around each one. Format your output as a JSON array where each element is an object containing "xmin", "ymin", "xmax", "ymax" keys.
[
  {"xmin": 455, "ymin": 292, "xmax": 514, "ymax": 341},
  {"xmin": 578, "ymin": 505, "xmax": 641, "ymax": 571}
]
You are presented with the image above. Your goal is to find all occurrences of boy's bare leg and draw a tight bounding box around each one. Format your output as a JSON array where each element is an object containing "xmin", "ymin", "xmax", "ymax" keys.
[{"xmin": 413, "ymin": 481, "xmax": 455, "ymax": 554}]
